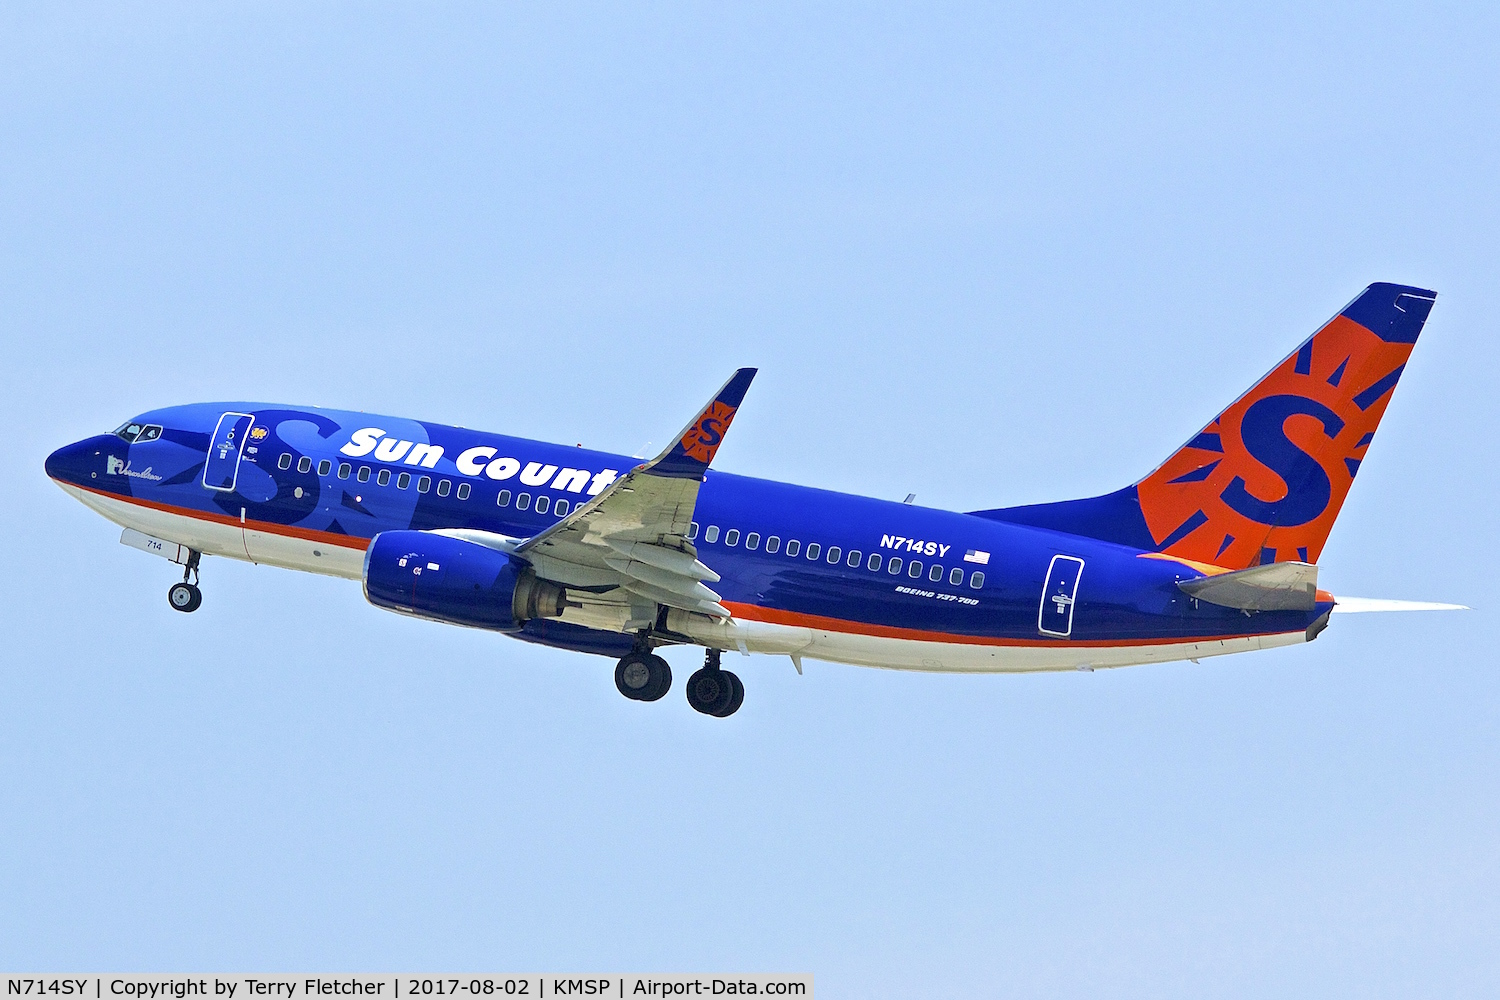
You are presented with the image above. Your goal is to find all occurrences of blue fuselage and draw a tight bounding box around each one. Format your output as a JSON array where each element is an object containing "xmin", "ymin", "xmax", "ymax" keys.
[{"xmin": 45, "ymin": 402, "xmax": 1330, "ymax": 656}]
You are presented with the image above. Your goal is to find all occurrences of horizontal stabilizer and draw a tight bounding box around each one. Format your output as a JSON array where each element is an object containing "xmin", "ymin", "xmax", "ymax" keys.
[
  {"xmin": 1178, "ymin": 561, "xmax": 1318, "ymax": 611},
  {"xmin": 1332, "ymin": 597, "xmax": 1470, "ymax": 613}
]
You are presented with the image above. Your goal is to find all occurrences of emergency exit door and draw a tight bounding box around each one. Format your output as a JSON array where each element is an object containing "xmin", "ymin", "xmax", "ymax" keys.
[
  {"xmin": 203, "ymin": 412, "xmax": 254, "ymax": 492},
  {"xmin": 1038, "ymin": 555, "xmax": 1084, "ymax": 637}
]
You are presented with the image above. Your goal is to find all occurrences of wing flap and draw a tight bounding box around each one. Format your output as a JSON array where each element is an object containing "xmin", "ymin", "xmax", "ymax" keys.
[{"xmin": 603, "ymin": 555, "xmax": 724, "ymax": 605}]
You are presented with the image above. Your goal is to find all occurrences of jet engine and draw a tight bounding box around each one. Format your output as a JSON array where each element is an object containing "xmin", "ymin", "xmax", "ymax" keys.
[{"xmin": 363, "ymin": 530, "xmax": 568, "ymax": 631}]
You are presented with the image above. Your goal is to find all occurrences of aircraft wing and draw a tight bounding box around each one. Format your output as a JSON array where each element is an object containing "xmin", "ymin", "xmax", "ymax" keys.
[{"xmin": 510, "ymin": 368, "xmax": 757, "ymax": 622}]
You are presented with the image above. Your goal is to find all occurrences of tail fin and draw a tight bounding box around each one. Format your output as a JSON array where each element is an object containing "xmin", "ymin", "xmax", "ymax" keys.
[{"xmin": 972, "ymin": 283, "xmax": 1436, "ymax": 568}]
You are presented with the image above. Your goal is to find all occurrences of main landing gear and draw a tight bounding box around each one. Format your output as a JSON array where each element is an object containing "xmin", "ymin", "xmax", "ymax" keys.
[
  {"xmin": 686, "ymin": 648, "xmax": 744, "ymax": 718},
  {"xmin": 614, "ymin": 648, "xmax": 673, "ymax": 702},
  {"xmin": 612, "ymin": 646, "xmax": 744, "ymax": 717},
  {"xmin": 167, "ymin": 549, "xmax": 203, "ymax": 614}
]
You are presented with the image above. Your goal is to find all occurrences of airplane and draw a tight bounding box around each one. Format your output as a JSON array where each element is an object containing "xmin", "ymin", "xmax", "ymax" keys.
[{"xmin": 45, "ymin": 282, "xmax": 1465, "ymax": 718}]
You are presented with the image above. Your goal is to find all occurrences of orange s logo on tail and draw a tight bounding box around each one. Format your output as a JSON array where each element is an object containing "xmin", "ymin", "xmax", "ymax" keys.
[{"xmin": 1135, "ymin": 285, "xmax": 1434, "ymax": 568}]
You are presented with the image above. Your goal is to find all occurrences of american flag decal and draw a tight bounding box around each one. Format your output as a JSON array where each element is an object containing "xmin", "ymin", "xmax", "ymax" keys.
[{"xmin": 964, "ymin": 549, "xmax": 990, "ymax": 564}]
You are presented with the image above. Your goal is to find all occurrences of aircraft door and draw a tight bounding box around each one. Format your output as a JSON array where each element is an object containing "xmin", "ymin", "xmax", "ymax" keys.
[
  {"xmin": 1038, "ymin": 555, "xmax": 1084, "ymax": 637},
  {"xmin": 203, "ymin": 412, "xmax": 254, "ymax": 492}
]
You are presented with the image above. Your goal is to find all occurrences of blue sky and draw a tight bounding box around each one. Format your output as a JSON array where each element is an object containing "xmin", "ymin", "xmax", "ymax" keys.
[{"xmin": 2, "ymin": 4, "xmax": 1496, "ymax": 995}]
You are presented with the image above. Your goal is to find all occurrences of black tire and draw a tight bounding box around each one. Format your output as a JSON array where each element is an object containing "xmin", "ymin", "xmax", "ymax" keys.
[
  {"xmin": 640, "ymin": 655, "xmax": 672, "ymax": 701},
  {"xmin": 615, "ymin": 652, "xmax": 671, "ymax": 702},
  {"xmin": 168, "ymin": 582, "xmax": 200, "ymax": 613},
  {"xmin": 615, "ymin": 653, "xmax": 654, "ymax": 700},
  {"xmin": 686, "ymin": 667, "xmax": 735, "ymax": 716},
  {"xmin": 717, "ymin": 670, "xmax": 744, "ymax": 717}
]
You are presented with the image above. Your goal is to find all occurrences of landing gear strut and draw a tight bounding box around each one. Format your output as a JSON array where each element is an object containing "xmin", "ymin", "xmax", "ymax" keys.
[
  {"xmin": 614, "ymin": 648, "xmax": 672, "ymax": 701},
  {"xmin": 686, "ymin": 648, "xmax": 744, "ymax": 717},
  {"xmin": 167, "ymin": 549, "xmax": 202, "ymax": 613}
]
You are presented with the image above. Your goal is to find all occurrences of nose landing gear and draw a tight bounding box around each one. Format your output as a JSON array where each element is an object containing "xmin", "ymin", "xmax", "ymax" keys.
[
  {"xmin": 686, "ymin": 648, "xmax": 744, "ymax": 717},
  {"xmin": 167, "ymin": 549, "xmax": 203, "ymax": 613}
]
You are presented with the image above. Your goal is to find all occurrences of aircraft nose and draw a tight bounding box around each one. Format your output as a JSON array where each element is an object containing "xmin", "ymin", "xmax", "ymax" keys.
[{"xmin": 45, "ymin": 435, "xmax": 117, "ymax": 488}]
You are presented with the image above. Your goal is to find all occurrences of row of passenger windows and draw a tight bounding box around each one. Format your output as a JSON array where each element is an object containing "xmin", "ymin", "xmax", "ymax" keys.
[
  {"xmin": 493, "ymin": 489, "xmax": 572, "ymax": 516},
  {"xmin": 278, "ymin": 452, "xmax": 473, "ymax": 500},
  {"xmin": 276, "ymin": 454, "xmax": 583, "ymax": 516},
  {"xmin": 272, "ymin": 453, "xmax": 981, "ymax": 582},
  {"xmin": 687, "ymin": 522, "xmax": 986, "ymax": 589}
]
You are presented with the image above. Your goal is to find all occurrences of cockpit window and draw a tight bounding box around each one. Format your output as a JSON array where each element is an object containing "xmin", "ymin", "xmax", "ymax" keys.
[{"xmin": 114, "ymin": 422, "xmax": 162, "ymax": 443}]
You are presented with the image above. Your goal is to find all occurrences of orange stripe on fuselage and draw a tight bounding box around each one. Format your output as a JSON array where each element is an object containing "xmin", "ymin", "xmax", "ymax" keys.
[
  {"xmin": 63, "ymin": 480, "xmax": 1304, "ymax": 648},
  {"xmin": 722, "ymin": 602, "xmax": 1291, "ymax": 649},
  {"xmin": 57, "ymin": 480, "xmax": 371, "ymax": 551}
]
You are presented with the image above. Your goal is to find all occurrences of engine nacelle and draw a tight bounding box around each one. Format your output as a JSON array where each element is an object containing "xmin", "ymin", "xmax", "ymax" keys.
[{"xmin": 363, "ymin": 530, "xmax": 567, "ymax": 631}]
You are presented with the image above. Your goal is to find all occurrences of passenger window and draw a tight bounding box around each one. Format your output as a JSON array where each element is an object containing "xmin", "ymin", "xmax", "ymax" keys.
[
  {"xmin": 297, "ymin": 456, "xmax": 312, "ymax": 473},
  {"xmin": 786, "ymin": 540, "xmax": 801, "ymax": 557},
  {"xmin": 555, "ymin": 499, "xmax": 569, "ymax": 516},
  {"xmin": 867, "ymin": 553, "xmax": 881, "ymax": 571},
  {"xmin": 535, "ymin": 495, "xmax": 550, "ymax": 514},
  {"xmin": 888, "ymin": 557, "xmax": 902, "ymax": 575},
  {"xmin": 516, "ymin": 493, "xmax": 530, "ymax": 510},
  {"xmin": 437, "ymin": 479, "xmax": 451, "ymax": 497},
  {"xmin": 745, "ymin": 532, "xmax": 760, "ymax": 551},
  {"xmin": 357, "ymin": 466, "xmax": 371, "ymax": 483},
  {"xmin": 377, "ymin": 469, "xmax": 391, "ymax": 486},
  {"xmin": 687, "ymin": 522, "xmax": 699, "ymax": 540},
  {"xmin": 909, "ymin": 561, "xmax": 923, "ymax": 578},
  {"xmin": 806, "ymin": 543, "xmax": 820, "ymax": 560},
  {"xmin": 496, "ymin": 489, "xmax": 510, "ymax": 507},
  {"xmin": 827, "ymin": 546, "xmax": 841, "ymax": 564},
  {"xmin": 766, "ymin": 536, "xmax": 781, "ymax": 554},
  {"xmin": 456, "ymin": 483, "xmax": 471, "ymax": 500},
  {"xmin": 847, "ymin": 550, "xmax": 861, "ymax": 567},
  {"xmin": 949, "ymin": 567, "xmax": 964, "ymax": 586},
  {"xmin": 318, "ymin": 459, "xmax": 332, "ymax": 476},
  {"xmin": 418, "ymin": 475, "xmax": 431, "ymax": 493},
  {"xmin": 278, "ymin": 454, "xmax": 292, "ymax": 470},
  {"xmin": 396, "ymin": 472, "xmax": 410, "ymax": 490},
  {"xmin": 338, "ymin": 462, "xmax": 351, "ymax": 480},
  {"xmin": 724, "ymin": 529, "xmax": 739, "ymax": 547},
  {"xmin": 929, "ymin": 564, "xmax": 943, "ymax": 583},
  {"xmin": 970, "ymin": 571, "xmax": 985, "ymax": 589},
  {"xmin": 705, "ymin": 526, "xmax": 720, "ymax": 543}
]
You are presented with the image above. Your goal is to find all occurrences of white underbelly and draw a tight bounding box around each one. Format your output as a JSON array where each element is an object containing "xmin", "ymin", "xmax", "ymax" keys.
[
  {"xmin": 60, "ymin": 483, "xmax": 1305, "ymax": 675},
  {"xmin": 59, "ymin": 483, "xmax": 365, "ymax": 580},
  {"xmin": 666, "ymin": 605, "xmax": 1305, "ymax": 674}
]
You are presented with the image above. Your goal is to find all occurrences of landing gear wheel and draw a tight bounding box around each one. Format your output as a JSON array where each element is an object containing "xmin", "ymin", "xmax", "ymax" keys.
[
  {"xmin": 168, "ymin": 582, "xmax": 202, "ymax": 613},
  {"xmin": 615, "ymin": 652, "xmax": 672, "ymax": 702},
  {"xmin": 723, "ymin": 671, "xmax": 744, "ymax": 716},
  {"xmin": 686, "ymin": 666, "xmax": 742, "ymax": 717}
]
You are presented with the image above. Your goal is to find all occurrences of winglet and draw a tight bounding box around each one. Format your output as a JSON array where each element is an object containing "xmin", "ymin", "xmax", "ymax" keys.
[{"xmin": 649, "ymin": 368, "xmax": 757, "ymax": 480}]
